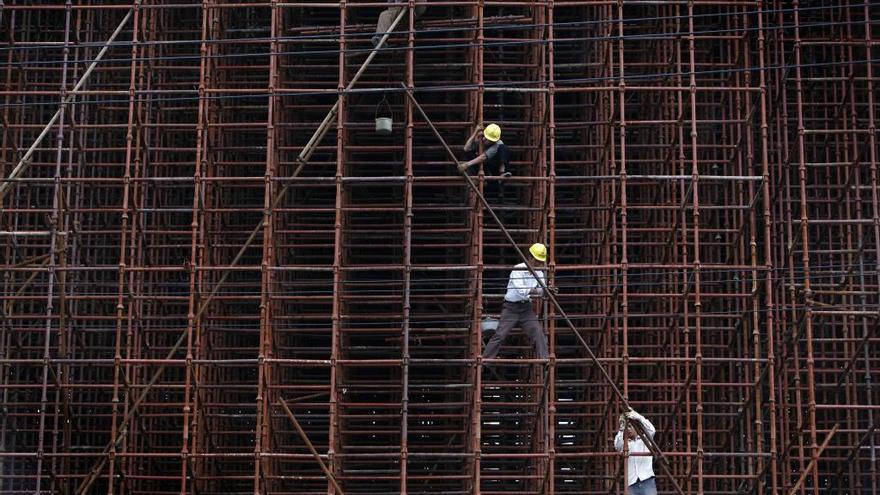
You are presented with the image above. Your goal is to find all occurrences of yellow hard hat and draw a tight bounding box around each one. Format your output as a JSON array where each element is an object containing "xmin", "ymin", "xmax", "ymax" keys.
[
  {"xmin": 483, "ymin": 123, "xmax": 501, "ymax": 142},
  {"xmin": 529, "ymin": 242, "xmax": 547, "ymax": 262}
]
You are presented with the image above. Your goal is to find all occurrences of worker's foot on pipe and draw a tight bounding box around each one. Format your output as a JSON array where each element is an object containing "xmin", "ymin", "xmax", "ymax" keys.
[{"xmin": 500, "ymin": 172, "xmax": 512, "ymax": 178}]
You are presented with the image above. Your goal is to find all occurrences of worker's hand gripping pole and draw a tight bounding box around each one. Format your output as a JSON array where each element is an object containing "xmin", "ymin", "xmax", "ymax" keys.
[{"xmin": 401, "ymin": 84, "xmax": 685, "ymax": 495}]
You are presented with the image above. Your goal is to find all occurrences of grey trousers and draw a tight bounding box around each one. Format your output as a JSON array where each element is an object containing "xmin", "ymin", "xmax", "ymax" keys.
[
  {"xmin": 482, "ymin": 301, "xmax": 549, "ymax": 359},
  {"xmin": 376, "ymin": 4, "xmax": 427, "ymax": 37},
  {"xmin": 628, "ymin": 477, "xmax": 657, "ymax": 495}
]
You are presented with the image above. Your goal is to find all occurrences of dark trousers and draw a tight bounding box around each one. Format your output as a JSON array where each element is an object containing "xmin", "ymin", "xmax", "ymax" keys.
[
  {"xmin": 482, "ymin": 301, "xmax": 549, "ymax": 359},
  {"xmin": 484, "ymin": 179, "xmax": 505, "ymax": 203}
]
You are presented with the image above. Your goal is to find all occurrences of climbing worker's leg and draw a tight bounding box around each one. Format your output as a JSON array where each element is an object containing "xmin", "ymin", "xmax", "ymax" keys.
[
  {"xmin": 520, "ymin": 306, "xmax": 549, "ymax": 359},
  {"xmin": 484, "ymin": 179, "xmax": 501, "ymax": 203},
  {"xmin": 482, "ymin": 161, "xmax": 504, "ymax": 203},
  {"xmin": 483, "ymin": 302, "xmax": 519, "ymax": 359},
  {"xmin": 373, "ymin": 6, "xmax": 403, "ymax": 46}
]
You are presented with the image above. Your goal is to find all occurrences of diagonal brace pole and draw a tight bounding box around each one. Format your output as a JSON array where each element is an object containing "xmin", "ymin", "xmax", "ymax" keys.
[
  {"xmin": 0, "ymin": 8, "xmax": 135, "ymax": 205},
  {"xmin": 278, "ymin": 398, "xmax": 345, "ymax": 495},
  {"xmin": 786, "ymin": 424, "xmax": 839, "ymax": 495}
]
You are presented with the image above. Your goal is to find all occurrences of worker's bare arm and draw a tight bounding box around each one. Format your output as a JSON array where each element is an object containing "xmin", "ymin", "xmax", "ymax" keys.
[
  {"xmin": 458, "ymin": 153, "xmax": 487, "ymax": 172},
  {"xmin": 463, "ymin": 124, "xmax": 482, "ymax": 152}
]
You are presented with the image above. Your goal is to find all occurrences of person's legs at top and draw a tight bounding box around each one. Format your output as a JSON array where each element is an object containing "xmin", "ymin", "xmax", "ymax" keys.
[
  {"xmin": 520, "ymin": 305, "xmax": 549, "ymax": 358},
  {"xmin": 373, "ymin": 3, "xmax": 426, "ymax": 46},
  {"xmin": 373, "ymin": 6, "xmax": 403, "ymax": 46},
  {"xmin": 483, "ymin": 302, "xmax": 518, "ymax": 359}
]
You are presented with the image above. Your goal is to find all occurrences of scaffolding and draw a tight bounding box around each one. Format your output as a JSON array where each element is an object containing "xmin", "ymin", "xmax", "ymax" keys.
[{"xmin": 1, "ymin": 1, "xmax": 878, "ymax": 494}]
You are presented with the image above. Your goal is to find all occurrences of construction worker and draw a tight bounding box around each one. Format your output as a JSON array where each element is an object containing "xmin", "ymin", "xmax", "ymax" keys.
[
  {"xmin": 482, "ymin": 243, "xmax": 551, "ymax": 360},
  {"xmin": 614, "ymin": 409, "xmax": 657, "ymax": 495},
  {"xmin": 459, "ymin": 123, "xmax": 510, "ymax": 176},
  {"xmin": 459, "ymin": 123, "xmax": 510, "ymax": 201},
  {"xmin": 372, "ymin": 1, "xmax": 427, "ymax": 47}
]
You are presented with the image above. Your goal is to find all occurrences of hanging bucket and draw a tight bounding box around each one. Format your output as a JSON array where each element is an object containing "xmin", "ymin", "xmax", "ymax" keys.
[
  {"xmin": 374, "ymin": 93, "xmax": 393, "ymax": 135},
  {"xmin": 375, "ymin": 116, "xmax": 393, "ymax": 135}
]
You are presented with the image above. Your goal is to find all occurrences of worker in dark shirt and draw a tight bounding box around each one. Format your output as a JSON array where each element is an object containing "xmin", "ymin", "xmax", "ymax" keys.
[{"xmin": 458, "ymin": 123, "xmax": 510, "ymax": 201}]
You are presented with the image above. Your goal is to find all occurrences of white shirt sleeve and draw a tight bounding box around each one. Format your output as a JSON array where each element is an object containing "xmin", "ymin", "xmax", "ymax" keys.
[
  {"xmin": 628, "ymin": 412, "xmax": 656, "ymax": 439},
  {"xmin": 506, "ymin": 264, "xmax": 546, "ymax": 302},
  {"xmin": 637, "ymin": 416, "xmax": 656, "ymax": 439},
  {"xmin": 614, "ymin": 430, "xmax": 624, "ymax": 452},
  {"xmin": 508, "ymin": 267, "xmax": 533, "ymax": 301}
]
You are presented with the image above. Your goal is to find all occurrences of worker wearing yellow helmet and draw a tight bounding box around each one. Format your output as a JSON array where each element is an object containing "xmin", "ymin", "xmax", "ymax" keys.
[
  {"xmin": 459, "ymin": 123, "xmax": 511, "ymax": 200},
  {"xmin": 483, "ymin": 243, "xmax": 554, "ymax": 361}
]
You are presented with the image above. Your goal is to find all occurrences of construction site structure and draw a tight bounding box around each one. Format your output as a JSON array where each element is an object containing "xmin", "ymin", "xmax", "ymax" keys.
[{"xmin": 1, "ymin": 1, "xmax": 879, "ymax": 494}]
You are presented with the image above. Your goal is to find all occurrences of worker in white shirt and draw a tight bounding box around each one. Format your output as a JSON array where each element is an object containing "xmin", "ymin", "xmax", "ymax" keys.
[
  {"xmin": 482, "ymin": 243, "xmax": 552, "ymax": 360},
  {"xmin": 614, "ymin": 409, "xmax": 657, "ymax": 495}
]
